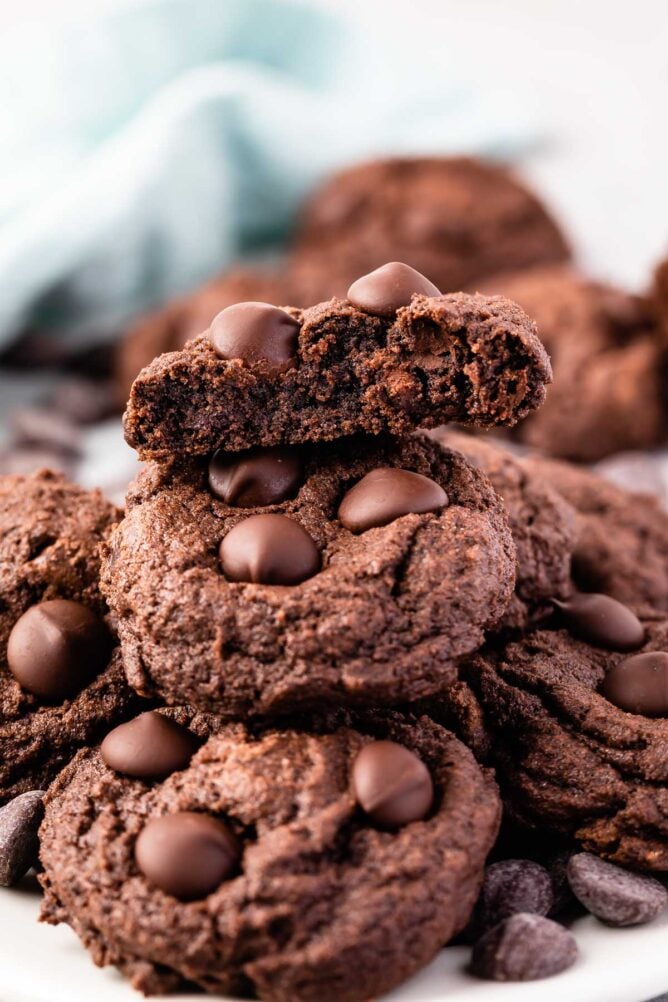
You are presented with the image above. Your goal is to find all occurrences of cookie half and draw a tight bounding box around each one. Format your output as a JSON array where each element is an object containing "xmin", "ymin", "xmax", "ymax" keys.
[
  {"xmin": 0, "ymin": 470, "xmax": 137, "ymax": 802},
  {"xmin": 124, "ymin": 273, "xmax": 551, "ymax": 460},
  {"xmin": 39, "ymin": 710, "xmax": 500, "ymax": 1001},
  {"xmin": 101, "ymin": 434, "xmax": 515, "ymax": 717}
]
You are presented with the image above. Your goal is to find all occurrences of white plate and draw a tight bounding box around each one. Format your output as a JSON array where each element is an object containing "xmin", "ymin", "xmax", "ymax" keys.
[{"xmin": 0, "ymin": 875, "xmax": 666, "ymax": 1002}]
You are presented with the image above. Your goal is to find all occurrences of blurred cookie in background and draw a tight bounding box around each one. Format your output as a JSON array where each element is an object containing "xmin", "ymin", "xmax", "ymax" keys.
[
  {"xmin": 289, "ymin": 156, "xmax": 571, "ymax": 301},
  {"xmin": 115, "ymin": 267, "xmax": 297, "ymax": 401},
  {"xmin": 482, "ymin": 265, "xmax": 668, "ymax": 461}
]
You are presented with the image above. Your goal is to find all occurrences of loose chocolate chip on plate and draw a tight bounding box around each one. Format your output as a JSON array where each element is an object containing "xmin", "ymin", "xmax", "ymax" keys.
[
  {"xmin": 135, "ymin": 812, "xmax": 240, "ymax": 900},
  {"xmin": 567, "ymin": 853, "xmax": 668, "ymax": 927},
  {"xmin": 0, "ymin": 791, "xmax": 45, "ymax": 887},
  {"xmin": 601, "ymin": 651, "xmax": 668, "ymax": 716},
  {"xmin": 338, "ymin": 467, "xmax": 448, "ymax": 533},
  {"xmin": 553, "ymin": 593, "xmax": 645, "ymax": 652},
  {"xmin": 352, "ymin": 740, "xmax": 433, "ymax": 829},
  {"xmin": 208, "ymin": 446, "xmax": 303, "ymax": 507},
  {"xmin": 101, "ymin": 711, "xmax": 199, "ymax": 780},
  {"xmin": 210, "ymin": 302, "xmax": 300, "ymax": 370},
  {"xmin": 476, "ymin": 859, "xmax": 554, "ymax": 933},
  {"xmin": 347, "ymin": 261, "xmax": 441, "ymax": 317},
  {"xmin": 219, "ymin": 513, "xmax": 320, "ymax": 585},
  {"xmin": 7, "ymin": 600, "xmax": 112, "ymax": 701},
  {"xmin": 471, "ymin": 913, "xmax": 578, "ymax": 981}
]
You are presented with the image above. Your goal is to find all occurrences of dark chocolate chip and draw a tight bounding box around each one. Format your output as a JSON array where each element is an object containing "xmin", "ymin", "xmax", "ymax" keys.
[
  {"xmin": 219, "ymin": 514, "xmax": 320, "ymax": 586},
  {"xmin": 0, "ymin": 791, "xmax": 45, "ymax": 887},
  {"xmin": 135, "ymin": 812, "xmax": 240, "ymax": 900},
  {"xmin": 352, "ymin": 740, "xmax": 433, "ymax": 829},
  {"xmin": 471, "ymin": 913, "xmax": 578, "ymax": 981},
  {"xmin": 567, "ymin": 852, "xmax": 668, "ymax": 927},
  {"xmin": 209, "ymin": 302, "xmax": 299, "ymax": 370},
  {"xmin": 101, "ymin": 711, "xmax": 199, "ymax": 780},
  {"xmin": 208, "ymin": 446, "xmax": 303, "ymax": 507},
  {"xmin": 553, "ymin": 593, "xmax": 645, "ymax": 652},
  {"xmin": 601, "ymin": 651, "xmax": 668, "ymax": 717},
  {"xmin": 6, "ymin": 600, "xmax": 112, "ymax": 701},
  {"xmin": 347, "ymin": 261, "xmax": 441, "ymax": 317},
  {"xmin": 476, "ymin": 859, "xmax": 554, "ymax": 933},
  {"xmin": 338, "ymin": 467, "xmax": 448, "ymax": 533}
]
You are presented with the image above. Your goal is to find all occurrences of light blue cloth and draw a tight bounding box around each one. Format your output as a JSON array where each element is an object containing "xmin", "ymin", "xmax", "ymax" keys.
[{"xmin": 0, "ymin": 0, "xmax": 537, "ymax": 347}]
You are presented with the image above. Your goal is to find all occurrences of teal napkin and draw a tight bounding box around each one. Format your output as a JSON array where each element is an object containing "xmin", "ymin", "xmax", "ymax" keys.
[{"xmin": 0, "ymin": 0, "xmax": 535, "ymax": 347}]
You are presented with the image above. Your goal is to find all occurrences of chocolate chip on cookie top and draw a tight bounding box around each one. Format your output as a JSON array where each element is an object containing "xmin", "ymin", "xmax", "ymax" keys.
[
  {"xmin": 209, "ymin": 302, "xmax": 300, "ymax": 371},
  {"xmin": 338, "ymin": 467, "xmax": 448, "ymax": 533},
  {"xmin": 7, "ymin": 599, "xmax": 112, "ymax": 701},
  {"xmin": 219, "ymin": 513, "xmax": 321, "ymax": 585},
  {"xmin": 347, "ymin": 261, "xmax": 441, "ymax": 316},
  {"xmin": 602, "ymin": 651, "xmax": 668, "ymax": 717},
  {"xmin": 101, "ymin": 711, "xmax": 200, "ymax": 779},
  {"xmin": 135, "ymin": 812, "xmax": 240, "ymax": 900},
  {"xmin": 124, "ymin": 271, "xmax": 550, "ymax": 460},
  {"xmin": 208, "ymin": 446, "xmax": 304, "ymax": 507},
  {"xmin": 553, "ymin": 592, "xmax": 645, "ymax": 652},
  {"xmin": 352, "ymin": 740, "xmax": 434, "ymax": 828}
]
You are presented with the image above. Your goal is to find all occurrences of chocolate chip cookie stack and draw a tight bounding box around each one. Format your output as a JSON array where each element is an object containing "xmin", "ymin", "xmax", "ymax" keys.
[{"xmin": 30, "ymin": 261, "xmax": 558, "ymax": 1000}]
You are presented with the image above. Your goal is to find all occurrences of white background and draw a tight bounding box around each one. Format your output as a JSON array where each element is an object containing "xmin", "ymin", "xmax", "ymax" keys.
[{"xmin": 0, "ymin": 0, "xmax": 666, "ymax": 288}]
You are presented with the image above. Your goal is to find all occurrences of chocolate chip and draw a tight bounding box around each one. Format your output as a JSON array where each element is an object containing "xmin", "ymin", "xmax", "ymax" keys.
[
  {"xmin": 352, "ymin": 740, "xmax": 433, "ymax": 829},
  {"xmin": 476, "ymin": 860, "xmax": 554, "ymax": 934},
  {"xmin": 209, "ymin": 302, "xmax": 300, "ymax": 370},
  {"xmin": 471, "ymin": 913, "xmax": 578, "ymax": 981},
  {"xmin": 601, "ymin": 651, "xmax": 668, "ymax": 716},
  {"xmin": 567, "ymin": 852, "xmax": 668, "ymax": 926},
  {"xmin": 347, "ymin": 262, "xmax": 441, "ymax": 316},
  {"xmin": 553, "ymin": 593, "xmax": 645, "ymax": 652},
  {"xmin": 6, "ymin": 600, "xmax": 112, "ymax": 701},
  {"xmin": 208, "ymin": 446, "xmax": 303, "ymax": 507},
  {"xmin": 338, "ymin": 467, "xmax": 448, "ymax": 533},
  {"xmin": 101, "ymin": 711, "xmax": 199, "ymax": 779},
  {"xmin": 135, "ymin": 812, "xmax": 240, "ymax": 900},
  {"xmin": 219, "ymin": 514, "xmax": 320, "ymax": 585},
  {"xmin": 0, "ymin": 791, "xmax": 45, "ymax": 887}
]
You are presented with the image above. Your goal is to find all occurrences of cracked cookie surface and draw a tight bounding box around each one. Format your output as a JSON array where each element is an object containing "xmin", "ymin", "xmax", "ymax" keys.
[
  {"xmin": 466, "ymin": 610, "xmax": 668, "ymax": 871},
  {"xmin": 39, "ymin": 710, "xmax": 500, "ymax": 1001},
  {"xmin": 0, "ymin": 470, "xmax": 136, "ymax": 802},
  {"xmin": 101, "ymin": 435, "xmax": 515, "ymax": 717},
  {"xmin": 427, "ymin": 430, "xmax": 576, "ymax": 630},
  {"xmin": 524, "ymin": 455, "xmax": 668, "ymax": 612},
  {"xmin": 124, "ymin": 291, "xmax": 551, "ymax": 460}
]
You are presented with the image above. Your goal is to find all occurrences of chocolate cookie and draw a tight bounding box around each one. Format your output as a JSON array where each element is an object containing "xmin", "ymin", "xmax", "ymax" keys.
[
  {"xmin": 116, "ymin": 267, "xmax": 296, "ymax": 401},
  {"xmin": 0, "ymin": 470, "xmax": 136, "ymax": 802},
  {"xmin": 467, "ymin": 605, "xmax": 668, "ymax": 871},
  {"xmin": 290, "ymin": 157, "xmax": 570, "ymax": 300},
  {"xmin": 427, "ymin": 430, "xmax": 576, "ymax": 630},
  {"xmin": 39, "ymin": 710, "xmax": 501, "ymax": 1000},
  {"xmin": 483, "ymin": 265, "xmax": 667, "ymax": 461},
  {"xmin": 101, "ymin": 434, "xmax": 515, "ymax": 717},
  {"xmin": 524, "ymin": 454, "xmax": 668, "ymax": 612},
  {"xmin": 124, "ymin": 267, "xmax": 551, "ymax": 460}
]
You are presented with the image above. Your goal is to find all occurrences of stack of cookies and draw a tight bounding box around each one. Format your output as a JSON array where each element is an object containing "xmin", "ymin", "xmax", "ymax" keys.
[{"xmin": 1, "ymin": 259, "xmax": 667, "ymax": 1001}]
